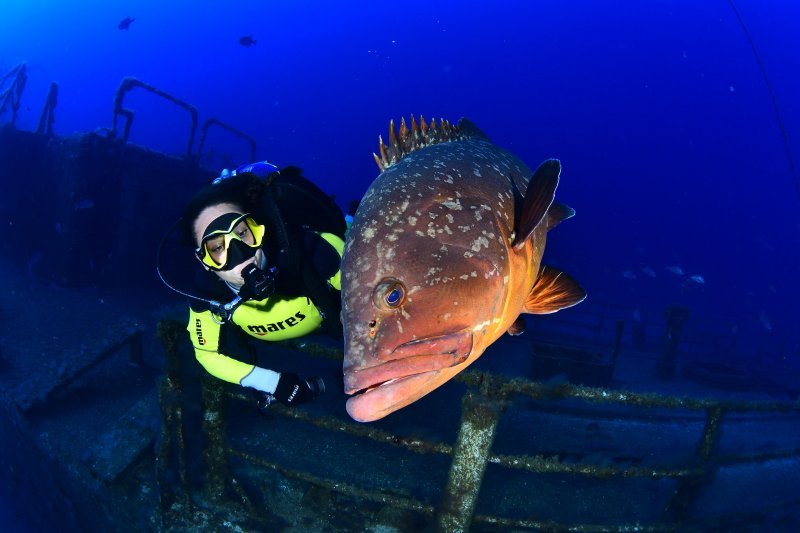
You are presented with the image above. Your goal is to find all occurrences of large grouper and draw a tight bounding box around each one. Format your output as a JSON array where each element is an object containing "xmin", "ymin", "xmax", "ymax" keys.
[{"xmin": 341, "ymin": 116, "xmax": 586, "ymax": 422}]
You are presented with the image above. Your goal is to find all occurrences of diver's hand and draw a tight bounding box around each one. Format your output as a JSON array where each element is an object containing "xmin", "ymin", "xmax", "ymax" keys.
[{"xmin": 273, "ymin": 373, "xmax": 316, "ymax": 406}]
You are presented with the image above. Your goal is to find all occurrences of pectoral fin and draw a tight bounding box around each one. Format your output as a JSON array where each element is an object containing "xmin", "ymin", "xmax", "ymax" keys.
[
  {"xmin": 523, "ymin": 265, "xmax": 586, "ymax": 314},
  {"xmin": 506, "ymin": 316, "xmax": 526, "ymax": 336},
  {"xmin": 513, "ymin": 159, "xmax": 560, "ymax": 250}
]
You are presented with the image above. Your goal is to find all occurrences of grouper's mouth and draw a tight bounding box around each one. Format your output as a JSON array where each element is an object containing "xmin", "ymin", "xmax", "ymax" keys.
[{"xmin": 344, "ymin": 330, "xmax": 473, "ymax": 422}]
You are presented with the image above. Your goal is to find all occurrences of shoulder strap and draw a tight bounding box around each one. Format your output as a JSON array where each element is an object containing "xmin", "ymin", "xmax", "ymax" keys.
[{"xmin": 269, "ymin": 168, "xmax": 347, "ymax": 239}]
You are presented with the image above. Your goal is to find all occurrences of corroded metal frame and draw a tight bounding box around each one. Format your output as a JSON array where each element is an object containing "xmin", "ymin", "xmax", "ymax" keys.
[{"xmin": 156, "ymin": 319, "xmax": 800, "ymax": 530}]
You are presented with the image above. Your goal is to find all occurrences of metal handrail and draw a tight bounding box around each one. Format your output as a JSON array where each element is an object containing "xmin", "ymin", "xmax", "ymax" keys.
[
  {"xmin": 196, "ymin": 117, "xmax": 257, "ymax": 165},
  {"xmin": 111, "ymin": 77, "xmax": 199, "ymax": 159},
  {"xmin": 0, "ymin": 63, "xmax": 27, "ymax": 127},
  {"xmin": 36, "ymin": 82, "xmax": 58, "ymax": 136},
  {"xmin": 156, "ymin": 317, "xmax": 800, "ymax": 530}
]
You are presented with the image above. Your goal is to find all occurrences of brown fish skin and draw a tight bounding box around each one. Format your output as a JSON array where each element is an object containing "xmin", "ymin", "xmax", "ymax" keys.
[{"xmin": 341, "ymin": 118, "xmax": 584, "ymax": 422}]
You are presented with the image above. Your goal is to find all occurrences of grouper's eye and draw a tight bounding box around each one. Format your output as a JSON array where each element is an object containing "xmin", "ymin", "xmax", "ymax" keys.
[{"xmin": 373, "ymin": 279, "xmax": 406, "ymax": 310}]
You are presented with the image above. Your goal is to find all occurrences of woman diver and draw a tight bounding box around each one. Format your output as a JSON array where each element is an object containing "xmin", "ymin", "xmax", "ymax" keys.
[{"xmin": 162, "ymin": 162, "xmax": 347, "ymax": 407}]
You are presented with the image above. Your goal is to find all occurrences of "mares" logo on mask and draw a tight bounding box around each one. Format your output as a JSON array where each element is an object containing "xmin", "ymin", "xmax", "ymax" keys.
[{"xmin": 247, "ymin": 311, "xmax": 307, "ymax": 336}]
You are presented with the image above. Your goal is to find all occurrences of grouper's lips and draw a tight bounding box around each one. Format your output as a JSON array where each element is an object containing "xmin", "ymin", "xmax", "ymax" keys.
[{"xmin": 344, "ymin": 330, "xmax": 473, "ymax": 422}]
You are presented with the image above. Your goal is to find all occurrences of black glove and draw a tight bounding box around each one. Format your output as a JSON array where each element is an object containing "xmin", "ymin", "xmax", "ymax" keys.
[
  {"xmin": 239, "ymin": 264, "xmax": 277, "ymax": 301},
  {"xmin": 273, "ymin": 373, "xmax": 316, "ymax": 406}
]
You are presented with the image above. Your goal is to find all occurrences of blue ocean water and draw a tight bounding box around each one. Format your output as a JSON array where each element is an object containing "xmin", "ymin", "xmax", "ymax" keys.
[
  {"xmin": 1, "ymin": 0, "xmax": 799, "ymax": 529},
  {"xmin": 3, "ymin": 0, "xmax": 797, "ymax": 336}
]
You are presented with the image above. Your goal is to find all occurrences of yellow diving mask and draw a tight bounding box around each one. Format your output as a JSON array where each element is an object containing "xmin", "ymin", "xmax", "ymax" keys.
[{"xmin": 195, "ymin": 212, "xmax": 266, "ymax": 271}]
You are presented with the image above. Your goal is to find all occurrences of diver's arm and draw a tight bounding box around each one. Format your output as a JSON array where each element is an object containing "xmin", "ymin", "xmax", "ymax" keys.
[
  {"xmin": 187, "ymin": 308, "xmax": 315, "ymax": 405},
  {"xmin": 187, "ymin": 308, "xmax": 279, "ymax": 392}
]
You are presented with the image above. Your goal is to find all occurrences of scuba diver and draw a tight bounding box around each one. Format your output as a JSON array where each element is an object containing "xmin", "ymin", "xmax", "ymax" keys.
[{"xmin": 159, "ymin": 161, "xmax": 347, "ymax": 407}]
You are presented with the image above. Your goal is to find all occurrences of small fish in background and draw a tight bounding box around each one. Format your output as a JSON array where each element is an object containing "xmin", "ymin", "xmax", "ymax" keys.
[
  {"xmin": 74, "ymin": 198, "xmax": 95, "ymax": 210},
  {"xmin": 118, "ymin": 17, "xmax": 135, "ymax": 30},
  {"xmin": 758, "ymin": 310, "xmax": 772, "ymax": 331},
  {"xmin": 640, "ymin": 266, "xmax": 657, "ymax": 278},
  {"xmin": 666, "ymin": 265, "xmax": 684, "ymax": 276},
  {"xmin": 54, "ymin": 221, "xmax": 65, "ymax": 235},
  {"xmin": 632, "ymin": 309, "xmax": 642, "ymax": 322},
  {"xmin": 757, "ymin": 237, "xmax": 775, "ymax": 252},
  {"xmin": 681, "ymin": 274, "xmax": 706, "ymax": 292},
  {"xmin": 239, "ymin": 35, "xmax": 257, "ymax": 47},
  {"xmin": 621, "ymin": 270, "xmax": 637, "ymax": 280}
]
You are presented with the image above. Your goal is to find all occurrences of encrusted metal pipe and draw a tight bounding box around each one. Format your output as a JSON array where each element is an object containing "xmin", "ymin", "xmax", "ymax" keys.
[
  {"xmin": 436, "ymin": 390, "xmax": 502, "ymax": 533},
  {"xmin": 657, "ymin": 306, "xmax": 690, "ymax": 379},
  {"xmin": 155, "ymin": 320, "xmax": 189, "ymax": 514},
  {"xmin": 663, "ymin": 406, "xmax": 725, "ymax": 523},
  {"xmin": 201, "ymin": 372, "xmax": 228, "ymax": 500}
]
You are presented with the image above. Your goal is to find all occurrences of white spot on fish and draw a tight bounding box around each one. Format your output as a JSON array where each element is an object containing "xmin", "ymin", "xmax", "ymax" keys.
[
  {"xmin": 442, "ymin": 200, "xmax": 462, "ymax": 210},
  {"xmin": 408, "ymin": 216, "xmax": 418, "ymax": 226},
  {"xmin": 471, "ymin": 236, "xmax": 489, "ymax": 251},
  {"xmin": 446, "ymin": 213, "xmax": 454, "ymax": 223},
  {"xmin": 472, "ymin": 320, "xmax": 490, "ymax": 332},
  {"xmin": 473, "ymin": 169, "xmax": 482, "ymax": 177},
  {"xmin": 464, "ymin": 251, "xmax": 474, "ymax": 258},
  {"xmin": 362, "ymin": 226, "xmax": 376, "ymax": 242}
]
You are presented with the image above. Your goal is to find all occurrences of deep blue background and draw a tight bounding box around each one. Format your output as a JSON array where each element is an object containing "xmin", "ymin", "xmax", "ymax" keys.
[{"xmin": 2, "ymin": 0, "xmax": 798, "ymax": 357}]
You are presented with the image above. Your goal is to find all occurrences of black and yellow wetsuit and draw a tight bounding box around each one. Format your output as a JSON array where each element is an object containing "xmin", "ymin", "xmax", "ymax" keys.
[{"xmin": 186, "ymin": 229, "xmax": 344, "ymax": 388}]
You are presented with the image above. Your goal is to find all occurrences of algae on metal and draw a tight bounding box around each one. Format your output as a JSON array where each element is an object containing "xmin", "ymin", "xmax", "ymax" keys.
[{"xmin": 437, "ymin": 390, "xmax": 503, "ymax": 533}]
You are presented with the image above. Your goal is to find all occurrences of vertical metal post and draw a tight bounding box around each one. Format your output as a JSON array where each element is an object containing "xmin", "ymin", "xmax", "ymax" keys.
[
  {"xmin": 663, "ymin": 406, "xmax": 725, "ymax": 523},
  {"xmin": 657, "ymin": 306, "xmax": 690, "ymax": 379},
  {"xmin": 36, "ymin": 81, "xmax": 58, "ymax": 136},
  {"xmin": 436, "ymin": 390, "xmax": 501, "ymax": 533},
  {"xmin": 595, "ymin": 302, "xmax": 608, "ymax": 340},
  {"xmin": 199, "ymin": 373, "xmax": 255, "ymax": 512},
  {"xmin": 201, "ymin": 372, "xmax": 228, "ymax": 500},
  {"xmin": 155, "ymin": 320, "xmax": 190, "ymax": 515}
]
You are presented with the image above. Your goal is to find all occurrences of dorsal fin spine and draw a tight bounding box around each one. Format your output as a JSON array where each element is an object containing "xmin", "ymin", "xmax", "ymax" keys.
[{"xmin": 375, "ymin": 115, "xmax": 474, "ymax": 171}]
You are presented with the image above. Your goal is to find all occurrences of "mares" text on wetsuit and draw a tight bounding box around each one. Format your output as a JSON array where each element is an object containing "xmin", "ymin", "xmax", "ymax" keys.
[{"xmin": 247, "ymin": 311, "xmax": 306, "ymax": 336}]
